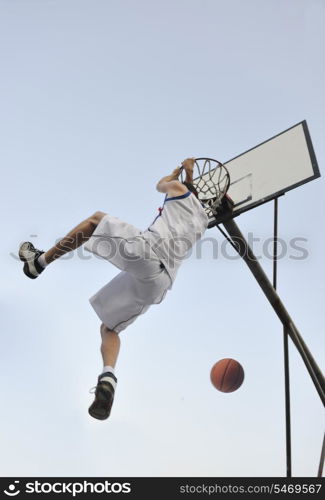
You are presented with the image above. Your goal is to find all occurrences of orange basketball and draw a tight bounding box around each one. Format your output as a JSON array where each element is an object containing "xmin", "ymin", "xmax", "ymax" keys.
[{"xmin": 210, "ymin": 358, "xmax": 244, "ymax": 393}]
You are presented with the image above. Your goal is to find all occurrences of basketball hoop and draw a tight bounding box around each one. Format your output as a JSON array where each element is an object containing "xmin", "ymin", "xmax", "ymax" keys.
[{"xmin": 180, "ymin": 158, "xmax": 231, "ymax": 218}]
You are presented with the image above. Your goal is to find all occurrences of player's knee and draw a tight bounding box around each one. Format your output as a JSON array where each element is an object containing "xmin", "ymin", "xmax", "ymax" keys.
[
  {"xmin": 100, "ymin": 322, "xmax": 115, "ymax": 335},
  {"xmin": 89, "ymin": 211, "xmax": 106, "ymax": 228},
  {"xmin": 100, "ymin": 323, "xmax": 107, "ymax": 336}
]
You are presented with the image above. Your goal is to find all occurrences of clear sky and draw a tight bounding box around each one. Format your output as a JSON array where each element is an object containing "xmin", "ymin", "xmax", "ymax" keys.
[{"xmin": 1, "ymin": 0, "xmax": 324, "ymax": 477}]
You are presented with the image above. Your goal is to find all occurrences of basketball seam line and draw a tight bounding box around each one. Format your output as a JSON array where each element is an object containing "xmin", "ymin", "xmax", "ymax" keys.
[{"xmin": 220, "ymin": 359, "xmax": 232, "ymax": 392}]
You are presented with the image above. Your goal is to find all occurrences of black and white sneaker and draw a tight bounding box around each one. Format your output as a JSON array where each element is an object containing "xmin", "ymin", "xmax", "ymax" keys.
[
  {"xmin": 19, "ymin": 241, "xmax": 45, "ymax": 279},
  {"xmin": 88, "ymin": 372, "xmax": 117, "ymax": 420}
]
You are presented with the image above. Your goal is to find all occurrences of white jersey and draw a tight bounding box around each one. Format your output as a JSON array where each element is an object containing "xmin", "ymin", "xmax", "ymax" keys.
[{"xmin": 142, "ymin": 191, "xmax": 209, "ymax": 282}]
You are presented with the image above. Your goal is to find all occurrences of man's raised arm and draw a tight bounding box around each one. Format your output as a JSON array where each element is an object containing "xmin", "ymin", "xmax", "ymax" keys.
[{"xmin": 156, "ymin": 167, "xmax": 185, "ymax": 194}]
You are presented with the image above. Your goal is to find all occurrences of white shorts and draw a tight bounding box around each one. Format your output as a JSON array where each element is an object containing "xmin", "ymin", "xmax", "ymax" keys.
[{"xmin": 84, "ymin": 214, "xmax": 172, "ymax": 332}]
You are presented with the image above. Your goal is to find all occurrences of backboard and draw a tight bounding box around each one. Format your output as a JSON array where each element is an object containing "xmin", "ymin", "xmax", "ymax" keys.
[{"xmin": 199, "ymin": 120, "xmax": 320, "ymax": 226}]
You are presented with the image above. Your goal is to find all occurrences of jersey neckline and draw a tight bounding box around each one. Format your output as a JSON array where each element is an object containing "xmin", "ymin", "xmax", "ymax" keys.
[{"xmin": 165, "ymin": 191, "xmax": 191, "ymax": 202}]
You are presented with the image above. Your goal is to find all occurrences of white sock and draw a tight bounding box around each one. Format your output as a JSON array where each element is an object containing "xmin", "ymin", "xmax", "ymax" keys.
[
  {"xmin": 102, "ymin": 365, "xmax": 115, "ymax": 375},
  {"xmin": 38, "ymin": 253, "xmax": 48, "ymax": 268},
  {"xmin": 100, "ymin": 371, "xmax": 117, "ymax": 390}
]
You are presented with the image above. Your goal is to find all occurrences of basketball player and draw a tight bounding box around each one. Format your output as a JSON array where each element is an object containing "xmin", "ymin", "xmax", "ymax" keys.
[{"xmin": 18, "ymin": 158, "xmax": 208, "ymax": 420}]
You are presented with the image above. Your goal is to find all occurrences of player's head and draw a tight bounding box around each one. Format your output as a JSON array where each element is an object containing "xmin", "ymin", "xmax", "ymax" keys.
[{"xmin": 183, "ymin": 181, "xmax": 199, "ymax": 199}]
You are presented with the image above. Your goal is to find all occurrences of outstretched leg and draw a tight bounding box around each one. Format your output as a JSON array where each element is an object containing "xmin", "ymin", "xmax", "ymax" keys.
[
  {"xmin": 88, "ymin": 323, "xmax": 120, "ymax": 421},
  {"xmin": 44, "ymin": 211, "xmax": 106, "ymax": 263},
  {"xmin": 19, "ymin": 211, "xmax": 106, "ymax": 279}
]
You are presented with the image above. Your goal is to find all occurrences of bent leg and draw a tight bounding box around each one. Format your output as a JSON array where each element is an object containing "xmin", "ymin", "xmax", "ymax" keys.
[
  {"xmin": 44, "ymin": 211, "xmax": 106, "ymax": 264},
  {"xmin": 88, "ymin": 323, "xmax": 120, "ymax": 421}
]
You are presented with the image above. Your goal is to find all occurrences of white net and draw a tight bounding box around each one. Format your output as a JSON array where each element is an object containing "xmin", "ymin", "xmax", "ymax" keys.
[{"xmin": 180, "ymin": 158, "xmax": 230, "ymax": 218}]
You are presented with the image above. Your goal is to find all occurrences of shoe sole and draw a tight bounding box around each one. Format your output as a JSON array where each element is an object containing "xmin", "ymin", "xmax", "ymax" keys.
[
  {"xmin": 19, "ymin": 242, "xmax": 32, "ymax": 262},
  {"xmin": 88, "ymin": 408, "xmax": 109, "ymax": 420},
  {"xmin": 88, "ymin": 387, "xmax": 114, "ymax": 420},
  {"xmin": 19, "ymin": 242, "xmax": 42, "ymax": 279}
]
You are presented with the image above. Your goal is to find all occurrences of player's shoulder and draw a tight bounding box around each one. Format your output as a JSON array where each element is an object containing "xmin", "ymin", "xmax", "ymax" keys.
[{"xmin": 166, "ymin": 180, "xmax": 188, "ymax": 198}]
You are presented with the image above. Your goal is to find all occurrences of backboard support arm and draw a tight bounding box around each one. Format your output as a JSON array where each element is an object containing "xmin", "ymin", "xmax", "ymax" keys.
[
  {"xmin": 220, "ymin": 217, "xmax": 325, "ymax": 406},
  {"xmin": 273, "ymin": 198, "xmax": 292, "ymax": 478}
]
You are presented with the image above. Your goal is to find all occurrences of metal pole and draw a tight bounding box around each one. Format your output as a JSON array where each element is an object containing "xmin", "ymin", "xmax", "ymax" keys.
[
  {"xmin": 221, "ymin": 217, "xmax": 325, "ymax": 406},
  {"xmin": 273, "ymin": 198, "xmax": 278, "ymax": 290},
  {"xmin": 317, "ymin": 432, "xmax": 325, "ymax": 478},
  {"xmin": 273, "ymin": 198, "xmax": 292, "ymax": 477},
  {"xmin": 282, "ymin": 329, "xmax": 292, "ymax": 476}
]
